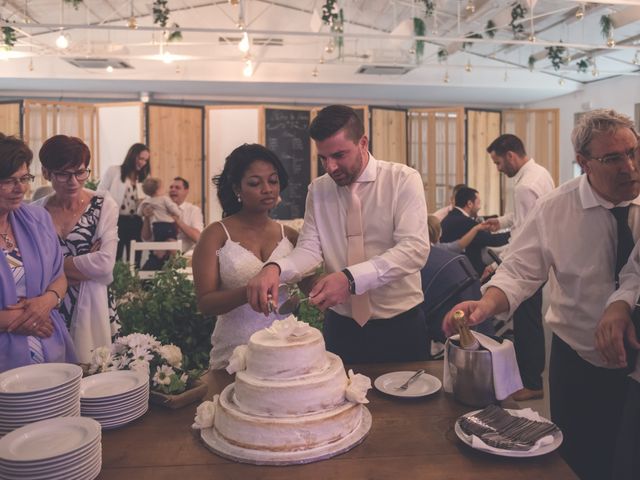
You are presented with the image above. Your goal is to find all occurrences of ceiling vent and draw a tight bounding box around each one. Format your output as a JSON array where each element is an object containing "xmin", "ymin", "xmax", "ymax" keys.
[
  {"xmin": 356, "ymin": 65, "xmax": 413, "ymax": 75},
  {"xmin": 65, "ymin": 58, "xmax": 133, "ymax": 69},
  {"xmin": 218, "ymin": 36, "xmax": 283, "ymax": 46}
]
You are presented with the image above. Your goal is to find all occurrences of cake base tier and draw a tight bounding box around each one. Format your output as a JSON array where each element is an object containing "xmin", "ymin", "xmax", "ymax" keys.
[{"xmin": 200, "ymin": 407, "xmax": 371, "ymax": 466}]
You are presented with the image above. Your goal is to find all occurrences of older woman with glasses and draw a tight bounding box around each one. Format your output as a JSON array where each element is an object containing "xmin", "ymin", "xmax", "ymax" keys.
[
  {"xmin": 33, "ymin": 135, "xmax": 119, "ymax": 363},
  {"xmin": 0, "ymin": 134, "xmax": 77, "ymax": 372}
]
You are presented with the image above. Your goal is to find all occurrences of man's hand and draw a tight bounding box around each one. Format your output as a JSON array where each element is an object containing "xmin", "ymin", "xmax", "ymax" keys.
[
  {"xmin": 307, "ymin": 272, "xmax": 350, "ymax": 311},
  {"xmin": 247, "ymin": 264, "xmax": 281, "ymax": 316},
  {"xmin": 595, "ymin": 300, "xmax": 640, "ymax": 368},
  {"xmin": 442, "ymin": 300, "xmax": 491, "ymax": 336},
  {"xmin": 484, "ymin": 218, "xmax": 501, "ymax": 232},
  {"xmin": 7, "ymin": 295, "xmax": 57, "ymax": 337},
  {"xmin": 141, "ymin": 205, "xmax": 154, "ymax": 218}
]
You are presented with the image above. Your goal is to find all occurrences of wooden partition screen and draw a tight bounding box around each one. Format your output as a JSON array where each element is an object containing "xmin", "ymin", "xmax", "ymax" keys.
[
  {"xmin": 408, "ymin": 107, "xmax": 464, "ymax": 213},
  {"xmin": 466, "ymin": 109, "xmax": 502, "ymax": 216},
  {"xmin": 23, "ymin": 100, "xmax": 96, "ymax": 191},
  {"xmin": 147, "ymin": 104, "xmax": 204, "ymax": 212},
  {"xmin": 370, "ymin": 107, "xmax": 407, "ymax": 164},
  {"xmin": 0, "ymin": 101, "xmax": 22, "ymax": 137}
]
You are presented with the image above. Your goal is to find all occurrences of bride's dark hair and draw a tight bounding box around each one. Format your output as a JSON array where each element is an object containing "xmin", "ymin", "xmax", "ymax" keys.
[{"xmin": 213, "ymin": 144, "xmax": 289, "ymax": 217}]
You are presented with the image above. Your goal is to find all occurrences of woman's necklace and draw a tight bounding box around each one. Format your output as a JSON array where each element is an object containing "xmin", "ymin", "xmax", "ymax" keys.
[{"xmin": 0, "ymin": 232, "xmax": 14, "ymax": 250}]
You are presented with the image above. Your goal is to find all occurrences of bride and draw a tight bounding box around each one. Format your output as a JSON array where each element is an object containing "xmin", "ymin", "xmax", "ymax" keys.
[{"xmin": 193, "ymin": 144, "xmax": 299, "ymax": 369}]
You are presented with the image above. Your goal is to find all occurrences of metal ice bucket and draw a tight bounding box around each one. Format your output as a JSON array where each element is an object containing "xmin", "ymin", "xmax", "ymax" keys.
[{"xmin": 446, "ymin": 339, "xmax": 496, "ymax": 407}]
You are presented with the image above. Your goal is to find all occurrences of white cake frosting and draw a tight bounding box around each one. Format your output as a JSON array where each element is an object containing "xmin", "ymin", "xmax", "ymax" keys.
[{"xmin": 195, "ymin": 316, "xmax": 372, "ymax": 456}]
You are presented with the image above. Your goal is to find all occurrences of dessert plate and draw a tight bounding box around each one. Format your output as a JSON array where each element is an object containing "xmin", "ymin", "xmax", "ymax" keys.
[
  {"xmin": 80, "ymin": 371, "xmax": 147, "ymax": 399},
  {"xmin": 454, "ymin": 409, "xmax": 563, "ymax": 458},
  {"xmin": 374, "ymin": 371, "xmax": 442, "ymax": 398}
]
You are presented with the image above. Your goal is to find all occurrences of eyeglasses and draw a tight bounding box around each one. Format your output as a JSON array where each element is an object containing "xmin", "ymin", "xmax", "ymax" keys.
[
  {"xmin": 50, "ymin": 169, "xmax": 91, "ymax": 182},
  {"xmin": 584, "ymin": 145, "xmax": 639, "ymax": 166},
  {"xmin": 0, "ymin": 174, "xmax": 35, "ymax": 191}
]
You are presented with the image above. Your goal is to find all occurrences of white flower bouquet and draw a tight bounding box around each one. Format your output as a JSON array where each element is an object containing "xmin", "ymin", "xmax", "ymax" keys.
[{"xmin": 89, "ymin": 333, "xmax": 202, "ymax": 396}]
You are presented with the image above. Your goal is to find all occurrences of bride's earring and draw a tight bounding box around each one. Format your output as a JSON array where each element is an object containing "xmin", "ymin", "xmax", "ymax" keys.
[{"xmin": 236, "ymin": 194, "xmax": 242, "ymax": 203}]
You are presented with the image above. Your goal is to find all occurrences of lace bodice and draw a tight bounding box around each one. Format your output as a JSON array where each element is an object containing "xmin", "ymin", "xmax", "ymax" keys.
[{"xmin": 209, "ymin": 222, "xmax": 294, "ymax": 369}]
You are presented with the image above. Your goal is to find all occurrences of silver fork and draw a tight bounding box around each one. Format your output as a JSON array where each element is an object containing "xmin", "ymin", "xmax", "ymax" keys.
[{"xmin": 396, "ymin": 369, "xmax": 425, "ymax": 390}]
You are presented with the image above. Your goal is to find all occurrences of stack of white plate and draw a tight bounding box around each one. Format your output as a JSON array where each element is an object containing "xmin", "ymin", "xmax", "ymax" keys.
[
  {"xmin": 0, "ymin": 363, "xmax": 82, "ymax": 436},
  {"xmin": 0, "ymin": 416, "xmax": 101, "ymax": 480},
  {"xmin": 80, "ymin": 370, "xmax": 149, "ymax": 429}
]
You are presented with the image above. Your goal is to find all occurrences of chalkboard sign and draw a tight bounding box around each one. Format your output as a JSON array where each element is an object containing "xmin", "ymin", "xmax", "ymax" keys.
[
  {"xmin": 316, "ymin": 107, "xmax": 366, "ymax": 177},
  {"xmin": 265, "ymin": 108, "xmax": 311, "ymax": 220}
]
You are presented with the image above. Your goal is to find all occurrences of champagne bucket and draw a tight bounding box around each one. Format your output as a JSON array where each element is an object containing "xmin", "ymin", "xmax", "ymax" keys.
[{"xmin": 446, "ymin": 339, "xmax": 496, "ymax": 407}]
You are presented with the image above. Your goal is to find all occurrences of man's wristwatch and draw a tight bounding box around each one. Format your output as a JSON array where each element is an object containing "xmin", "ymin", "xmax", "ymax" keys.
[{"xmin": 342, "ymin": 269, "xmax": 356, "ymax": 295}]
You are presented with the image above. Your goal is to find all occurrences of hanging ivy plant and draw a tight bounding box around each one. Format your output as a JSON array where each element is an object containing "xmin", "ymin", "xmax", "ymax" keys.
[
  {"xmin": 413, "ymin": 17, "xmax": 426, "ymax": 61},
  {"xmin": 437, "ymin": 48, "xmax": 448, "ymax": 62},
  {"xmin": 462, "ymin": 32, "xmax": 482, "ymax": 50},
  {"xmin": 600, "ymin": 15, "xmax": 614, "ymax": 40},
  {"xmin": 153, "ymin": 0, "xmax": 170, "ymax": 28},
  {"xmin": 167, "ymin": 24, "xmax": 182, "ymax": 42},
  {"xmin": 1, "ymin": 17, "xmax": 17, "ymax": 49},
  {"xmin": 63, "ymin": 0, "xmax": 84, "ymax": 10},
  {"xmin": 321, "ymin": 0, "xmax": 340, "ymax": 27},
  {"xmin": 485, "ymin": 19, "xmax": 496, "ymax": 39},
  {"xmin": 422, "ymin": 0, "xmax": 435, "ymax": 18},
  {"xmin": 510, "ymin": 4, "xmax": 527, "ymax": 38},
  {"xmin": 528, "ymin": 55, "xmax": 536, "ymax": 71},
  {"xmin": 576, "ymin": 59, "xmax": 589, "ymax": 73},
  {"xmin": 546, "ymin": 44, "xmax": 567, "ymax": 71}
]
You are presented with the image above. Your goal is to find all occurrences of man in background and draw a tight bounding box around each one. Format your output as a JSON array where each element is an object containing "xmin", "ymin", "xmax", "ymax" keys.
[{"xmin": 432, "ymin": 183, "xmax": 466, "ymax": 221}]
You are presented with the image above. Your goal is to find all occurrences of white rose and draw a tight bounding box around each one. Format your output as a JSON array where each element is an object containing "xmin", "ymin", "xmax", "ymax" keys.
[
  {"xmin": 345, "ymin": 369, "xmax": 372, "ymax": 404},
  {"xmin": 226, "ymin": 345, "xmax": 248, "ymax": 374},
  {"xmin": 192, "ymin": 395, "xmax": 219, "ymax": 430},
  {"xmin": 88, "ymin": 346, "xmax": 112, "ymax": 373},
  {"xmin": 159, "ymin": 344, "xmax": 183, "ymax": 368}
]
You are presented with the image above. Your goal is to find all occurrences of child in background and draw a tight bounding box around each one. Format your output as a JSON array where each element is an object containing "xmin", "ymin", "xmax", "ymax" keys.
[{"xmin": 138, "ymin": 177, "xmax": 181, "ymax": 241}]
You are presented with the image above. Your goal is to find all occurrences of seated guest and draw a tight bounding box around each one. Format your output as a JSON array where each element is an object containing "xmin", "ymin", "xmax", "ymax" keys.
[
  {"xmin": 428, "ymin": 214, "xmax": 491, "ymax": 254},
  {"xmin": 440, "ymin": 187, "xmax": 510, "ymax": 275},
  {"xmin": 432, "ymin": 183, "xmax": 466, "ymax": 221},
  {"xmin": 0, "ymin": 134, "xmax": 77, "ymax": 372},
  {"xmin": 193, "ymin": 144, "xmax": 299, "ymax": 369},
  {"xmin": 34, "ymin": 135, "xmax": 119, "ymax": 364}
]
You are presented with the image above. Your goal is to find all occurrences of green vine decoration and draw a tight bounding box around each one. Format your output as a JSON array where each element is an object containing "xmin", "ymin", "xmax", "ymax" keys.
[
  {"xmin": 484, "ymin": 20, "xmax": 496, "ymax": 39},
  {"xmin": 1, "ymin": 17, "xmax": 17, "ymax": 50},
  {"xmin": 166, "ymin": 24, "xmax": 182, "ymax": 42},
  {"xmin": 63, "ymin": 0, "xmax": 83, "ymax": 10},
  {"xmin": 576, "ymin": 59, "xmax": 589, "ymax": 73},
  {"xmin": 321, "ymin": 1, "xmax": 344, "ymax": 57},
  {"xmin": 422, "ymin": 0, "xmax": 435, "ymax": 18},
  {"xmin": 600, "ymin": 15, "xmax": 614, "ymax": 40},
  {"xmin": 510, "ymin": 4, "xmax": 527, "ymax": 38},
  {"xmin": 437, "ymin": 48, "xmax": 448, "ymax": 63},
  {"xmin": 528, "ymin": 55, "xmax": 536, "ymax": 71},
  {"xmin": 153, "ymin": 1, "xmax": 182, "ymax": 42},
  {"xmin": 413, "ymin": 17, "xmax": 426, "ymax": 61},
  {"xmin": 546, "ymin": 44, "xmax": 567, "ymax": 71},
  {"xmin": 462, "ymin": 32, "xmax": 482, "ymax": 50}
]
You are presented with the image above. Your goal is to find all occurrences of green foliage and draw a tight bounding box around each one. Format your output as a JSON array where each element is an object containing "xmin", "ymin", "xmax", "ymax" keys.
[
  {"xmin": 462, "ymin": 32, "xmax": 482, "ymax": 50},
  {"xmin": 111, "ymin": 257, "xmax": 212, "ymax": 371},
  {"xmin": 484, "ymin": 20, "xmax": 496, "ymax": 39},
  {"xmin": 413, "ymin": 17, "xmax": 426, "ymax": 61},
  {"xmin": 600, "ymin": 15, "xmax": 614, "ymax": 40},
  {"xmin": 576, "ymin": 58, "xmax": 589, "ymax": 73},
  {"xmin": 437, "ymin": 48, "xmax": 448, "ymax": 62},
  {"xmin": 2, "ymin": 24, "xmax": 17, "ymax": 49},
  {"xmin": 167, "ymin": 24, "xmax": 183, "ymax": 42},
  {"xmin": 63, "ymin": 0, "xmax": 83, "ymax": 10},
  {"xmin": 422, "ymin": 0, "xmax": 435, "ymax": 18},
  {"xmin": 321, "ymin": 0, "xmax": 340, "ymax": 26},
  {"xmin": 528, "ymin": 55, "xmax": 536, "ymax": 71},
  {"xmin": 510, "ymin": 4, "xmax": 527, "ymax": 38},
  {"xmin": 153, "ymin": 0, "xmax": 170, "ymax": 28},
  {"xmin": 84, "ymin": 178, "xmax": 98, "ymax": 191},
  {"xmin": 546, "ymin": 44, "xmax": 567, "ymax": 71}
]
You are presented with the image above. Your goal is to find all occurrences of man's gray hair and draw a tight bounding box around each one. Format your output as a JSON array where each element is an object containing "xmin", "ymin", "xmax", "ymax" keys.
[{"xmin": 571, "ymin": 109, "xmax": 637, "ymax": 155}]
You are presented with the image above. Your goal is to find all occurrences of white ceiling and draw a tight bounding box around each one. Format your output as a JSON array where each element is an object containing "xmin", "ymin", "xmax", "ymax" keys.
[{"xmin": 0, "ymin": 0, "xmax": 639, "ymax": 106}]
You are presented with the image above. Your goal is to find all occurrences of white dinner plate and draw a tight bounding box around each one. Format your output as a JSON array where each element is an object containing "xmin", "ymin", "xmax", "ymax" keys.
[
  {"xmin": 0, "ymin": 417, "xmax": 101, "ymax": 462},
  {"xmin": 0, "ymin": 442, "xmax": 100, "ymax": 473},
  {"xmin": 0, "ymin": 384, "xmax": 80, "ymax": 405},
  {"xmin": 0, "ymin": 364, "xmax": 82, "ymax": 395},
  {"xmin": 374, "ymin": 371, "xmax": 442, "ymax": 398},
  {"xmin": 454, "ymin": 409, "xmax": 563, "ymax": 458},
  {"xmin": 80, "ymin": 371, "xmax": 147, "ymax": 399},
  {"xmin": 98, "ymin": 405, "xmax": 149, "ymax": 429},
  {"xmin": 80, "ymin": 384, "xmax": 148, "ymax": 406}
]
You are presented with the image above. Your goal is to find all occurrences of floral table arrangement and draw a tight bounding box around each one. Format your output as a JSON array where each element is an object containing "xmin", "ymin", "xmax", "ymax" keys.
[{"xmin": 88, "ymin": 333, "xmax": 208, "ymax": 409}]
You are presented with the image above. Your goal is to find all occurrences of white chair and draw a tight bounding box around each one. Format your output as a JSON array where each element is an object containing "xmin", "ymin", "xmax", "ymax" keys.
[{"xmin": 129, "ymin": 240, "xmax": 182, "ymax": 280}]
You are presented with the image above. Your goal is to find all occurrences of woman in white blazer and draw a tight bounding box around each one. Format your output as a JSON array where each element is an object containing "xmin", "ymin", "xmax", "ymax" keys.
[
  {"xmin": 97, "ymin": 143, "xmax": 150, "ymax": 263},
  {"xmin": 34, "ymin": 135, "xmax": 120, "ymax": 363}
]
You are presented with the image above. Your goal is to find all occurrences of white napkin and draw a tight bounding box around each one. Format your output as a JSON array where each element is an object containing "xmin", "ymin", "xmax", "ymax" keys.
[
  {"xmin": 443, "ymin": 331, "xmax": 523, "ymax": 401},
  {"xmin": 462, "ymin": 408, "xmax": 555, "ymax": 454}
]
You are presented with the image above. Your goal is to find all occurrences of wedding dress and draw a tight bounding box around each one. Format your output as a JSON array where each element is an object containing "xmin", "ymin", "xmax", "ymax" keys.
[{"xmin": 209, "ymin": 221, "xmax": 294, "ymax": 369}]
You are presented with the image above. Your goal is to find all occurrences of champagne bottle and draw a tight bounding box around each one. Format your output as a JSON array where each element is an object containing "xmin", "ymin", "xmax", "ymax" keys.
[{"xmin": 453, "ymin": 310, "xmax": 480, "ymax": 350}]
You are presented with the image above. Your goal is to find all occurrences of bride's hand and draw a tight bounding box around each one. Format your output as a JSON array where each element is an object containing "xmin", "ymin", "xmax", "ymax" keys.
[{"xmin": 247, "ymin": 264, "xmax": 281, "ymax": 316}]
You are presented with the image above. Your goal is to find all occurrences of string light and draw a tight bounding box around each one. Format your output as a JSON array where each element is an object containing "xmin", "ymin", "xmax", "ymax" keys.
[
  {"xmin": 465, "ymin": 0, "xmax": 475, "ymax": 14},
  {"xmin": 632, "ymin": 51, "xmax": 639, "ymax": 65},
  {"xmin": 558, "ymin": 77, "xmax": 565, "ymax": 86},
  {"xmin": 465, "ymin": 60, "xmax": 472, "ymax": 72},
  {"xmin": 575, "ymin": 4, "xmax": 585, "ymax": 20},
  {"xmin": 311, "ymin": 66, "xmax": 318, "ymax": 77},
  {"xmin": 106, "ymin": 65, "xmax": 113, "ymax": 73},
  {"xmin": 443, "ymin": 71, "xmax": 450, "ymax": 83},
  {"xmin": 607, "ymin": 36, "xmax": 616, "ymax": 48},
  {"xmin": 162, "ymin": 51, "xmax": 173, "ymax": 64},
  {"xmin": 55, "ymin": 31, "xmax": 69, "ymax": 49},
  {"xmin": 238, "ymin": 31, "xmax": 250, "ymax": 53},
  {"xmin": 325, "ymin": 39, "xmax": 335, "ymax": 54},
  {"xmin": 243, "ymin": 59, "xmax": 253, "ymax": 77}
]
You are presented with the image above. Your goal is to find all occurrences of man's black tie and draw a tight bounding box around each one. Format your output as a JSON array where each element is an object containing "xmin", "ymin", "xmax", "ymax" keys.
[
  {"xmin": 610, "ymin": 206, "xmax": 635, "ymax": 288},
  {"xmin": 609, "ymin": 205, "xmax": 638, "ymax": 371}
]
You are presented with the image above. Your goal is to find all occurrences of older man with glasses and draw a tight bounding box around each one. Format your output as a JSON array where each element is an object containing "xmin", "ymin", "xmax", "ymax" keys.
[{"xmin": 442, "ymin": 109, "xmax": 640, "ymax": 480}]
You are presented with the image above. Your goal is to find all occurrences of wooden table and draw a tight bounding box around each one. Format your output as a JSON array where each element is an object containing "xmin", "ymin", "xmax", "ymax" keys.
[{"xmin": 98, "ymin": 361, "xmax": 577, "ymax": 479}]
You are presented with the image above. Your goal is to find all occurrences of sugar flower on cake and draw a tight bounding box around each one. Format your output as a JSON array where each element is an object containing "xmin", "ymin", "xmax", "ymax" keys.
[
  {"xmin": 192, "ymin": 395, "xmax": 219, "ymax": 430},
  {"xmin": 265, "ymin": 316, "xmax": 311, "ymax": 339},
  {"xmin": 226, "ymin": 345, "xmax": 248, "ymax": 374},
  {"xmin": 345, "ymin": 369, "xmax": 372, "ymax": 404}
]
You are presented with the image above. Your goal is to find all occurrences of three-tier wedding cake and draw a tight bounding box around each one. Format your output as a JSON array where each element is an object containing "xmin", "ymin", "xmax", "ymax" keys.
[{"xmin": 194, "ymin": 316, "xmax": 372, "ymax": 465}]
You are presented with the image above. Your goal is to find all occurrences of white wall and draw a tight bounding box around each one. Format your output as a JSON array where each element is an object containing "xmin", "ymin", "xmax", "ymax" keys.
[
  {"xmin": 97, "ymin": 103, "xmax": 143, "ymax": 178},
  {"xmin": 526, "ymin": 76, "xmax": 640, "ymax": 184}
]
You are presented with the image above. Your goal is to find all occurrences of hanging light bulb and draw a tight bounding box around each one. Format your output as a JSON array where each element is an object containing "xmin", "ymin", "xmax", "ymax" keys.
[
  {"xmin": 443, "ymin": 71, "xmax": 450, "ymax": 83},
  {"xmin": 106, "ymin": 65, "xmax": 114, "ymax": 73},
  {"xmin": 325, "ymin": 39, "xmax": 335, "ymax": 54},
  {"xmin": 162, "ymin": 51, "xmax": 174, "ymax": 64},
  {"xmin": 319, "ymin": 55, "xmax": 325, "ymax": 64},
  {"xmin": 632, "ymin": 51, "xmax": 639, "ymax": 65},
  {"xmin": 528, "ymin": 35, "xmax": 536, "ymax": 43},
  {"xmin": 243, "ymin": 59, "xmax": 254, "ymax": 77},
  {"xmin": 311, "ymin": 66, "xmax": 319, "ymax": 77},
  {"xmin": 607, "ymin": 36, "xmax": 616, "ymax": 48},
  {"xmin": 465, "ymin": 0, "xmax": 475, "ymax": 14},
  {"xmin": 591, "ymin": 65, "xmax": 599, "ymax": 77},
  {"xmin": 238, "ymin": 31, "xmax": 250, "ymax": 53},
  {"xmin": 229, "ymin": 0, "xmax": 239, "ymax": 5},
  {"xmin": 175, "ymin": 64, "xmax": 181, "ymax": 74},
  {"xmin": 408, "ymin": 45, "xmax": 416, "ymax": 55},
  {"xmin": 465, "ymin": 60, "xmax": 472, "ymax": 72},
  {"xmin": 127, "ymin": 16, "xmax": 137, "ymax": 29},
  {"xmin": 558, "ymin": 77, "xmax": 565, "ymax": 86},
  {"xmin": 28, "ymin": 58, "xmax": 34, "ymax": 71},
  {"xmin": 55, "ymin": 30, "xmax": 69, "ymax": 49},
  {"xmin": 504, "ymin": 70, "xmax": 509, "ymax": 82},
  {"xmin": 575, "ymin": 4, "xmax": 585, "ymax": 20}
]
